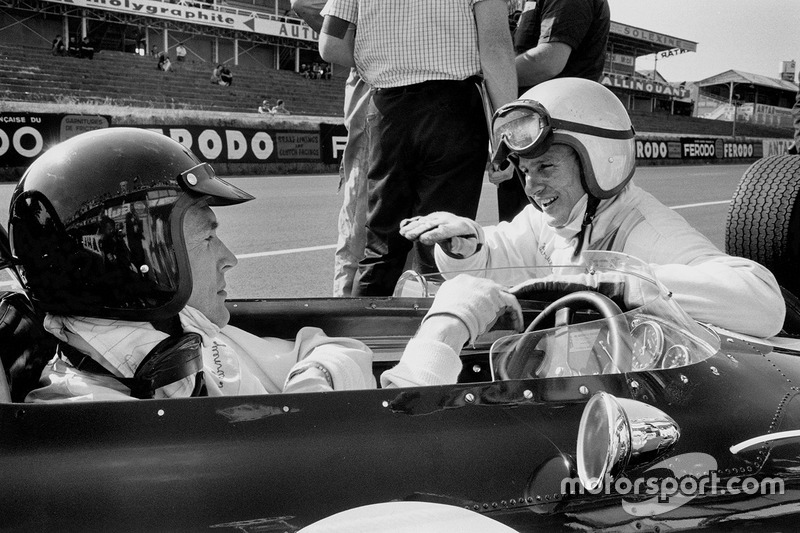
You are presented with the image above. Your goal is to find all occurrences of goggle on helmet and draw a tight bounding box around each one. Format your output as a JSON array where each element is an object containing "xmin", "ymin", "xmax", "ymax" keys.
[{"xmin": 490, "ymin": 78, "xmax": 637, "ymax": 199}]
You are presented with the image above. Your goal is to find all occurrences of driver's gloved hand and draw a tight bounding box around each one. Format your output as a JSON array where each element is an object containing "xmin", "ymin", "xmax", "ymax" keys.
[
  {"xmin": 788, "ymin": 142, "xmax": 799, "ymax": 155},
  {"xmin": 423, "ymin": 274, "xmax": 523, "ymax": 344},
  {"xmin": 400, "ymin": 212, "xmax": 483, "ymax": 259}
]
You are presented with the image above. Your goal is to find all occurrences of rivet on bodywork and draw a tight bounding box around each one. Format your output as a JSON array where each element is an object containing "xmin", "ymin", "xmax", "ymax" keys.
[
  {"xmin": 157, "ymin": 409, "xmax": 165, "ymax": 417},
  {"xmin": 472, "ymin": 365, "xmax": 481, "ymax": 373},
  {"xmin": 282, "ymin": 406, "xmax": 290, "ymax": 413},
  {"xmin": 579, "ymin": 385, "xmax": 589, "ymax": 395},
  {"xmin": 382, "ymin": 400, "xmax": 389, "ymax": 408},
  {"xmin": 524, "ymin": 389, "xmax": 533, "ymax": 399},
  {"xmin": 465, "ymin": 393, "xmax": 476, "ymax": 403},
  {"xmin": 629, "ymin": 380, "xmax": 639, "ymax": 391},
  {"xmin": 680, "ymin": 374, "xmax": 689, "ymax": 384},
  {"xmin": 710, "ymin": 366, "xmax": 720, "ymax": 376}
]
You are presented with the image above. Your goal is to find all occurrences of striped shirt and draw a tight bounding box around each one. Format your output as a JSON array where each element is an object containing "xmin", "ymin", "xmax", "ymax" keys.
[{"xmin": 322, "ymin": 0, "xmax": 486, "ymax": 88}]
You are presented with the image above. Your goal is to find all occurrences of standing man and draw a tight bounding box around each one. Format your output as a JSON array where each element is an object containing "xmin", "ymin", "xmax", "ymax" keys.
[
  {"xmin": 176, "ymin": 42, "xmax": 187, "ymax": 62},
  {"xmin": 496, "ymin": 0, "xmax": 610, "ymax": 222},
  {"xmin": 319, "ymin": 0, "xmax": 517, "ymax": 296},
  {"xmin": 292, "ymin": 0, "xmax": 372, "ymax": 297}
]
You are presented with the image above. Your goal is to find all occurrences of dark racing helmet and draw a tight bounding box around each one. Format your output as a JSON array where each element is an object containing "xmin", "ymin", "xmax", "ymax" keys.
[
  {"xmin": 7, "ymin": 127, "xmax": 254, "ymax": 321},
  {"xmin": 491, "ymin": 77, "xmax": 636, "ymax": 199}
]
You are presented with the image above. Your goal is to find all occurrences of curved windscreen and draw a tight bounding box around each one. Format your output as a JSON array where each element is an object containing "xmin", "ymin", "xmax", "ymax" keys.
[{"xmin": 393, "ymin": 251, "xmax": 720, "ymax": 379}]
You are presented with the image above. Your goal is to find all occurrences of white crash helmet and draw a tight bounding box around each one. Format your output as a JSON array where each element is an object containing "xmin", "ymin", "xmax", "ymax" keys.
[{"xmin": 491, "ymin": 78, "xmax": 636, "ymax": 199}]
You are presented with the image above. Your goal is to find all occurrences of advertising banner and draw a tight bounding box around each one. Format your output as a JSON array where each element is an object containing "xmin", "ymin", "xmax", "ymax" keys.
[
  {"xmin": 680, "ymin": 138, "xmax": 719, "ymax": 159},
  {"xmin": 636, "ymin": 138, "xmax": 682, "ymax": 160},
  {"xmin": 41, "ymin": 0, "xmax": 318, "ymax": 42},
  {"xmin": 763, "ymin": 139, "xmax": 794, "ymax": 157},
  {"xmin": 0, "ymin": 113, "xmax": 110, "ymax": 167},
  {"xmin": 609, "ymin": 22, "xmax": 697, "ymax": 52},
  {"xmin": 142, "ymin": 125, "xmax": 324, "ymax": 163},
  {"xmin": 601, "ymin": 73, "xmax": 690, "ymax": 99},
  {"xmin": 319, "ymin": 123, "xmax": 348, "ymax": 165}
]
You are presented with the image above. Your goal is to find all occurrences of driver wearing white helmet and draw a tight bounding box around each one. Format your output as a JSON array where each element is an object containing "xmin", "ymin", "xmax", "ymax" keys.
[{"xmin": 401, "ymin": 78, "xmax": 785, "ymax": 338}]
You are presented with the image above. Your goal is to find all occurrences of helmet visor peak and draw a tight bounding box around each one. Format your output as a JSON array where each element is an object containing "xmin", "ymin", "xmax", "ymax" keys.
[{"xmin": 178, "ymin": 163, "xmax": 255, "ymax": 206}]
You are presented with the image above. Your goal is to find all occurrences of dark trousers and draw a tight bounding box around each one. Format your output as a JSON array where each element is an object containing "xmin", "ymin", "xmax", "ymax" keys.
[{"xmin": 353, "ymin": 78, "xmax": 489, "ymax": 296}]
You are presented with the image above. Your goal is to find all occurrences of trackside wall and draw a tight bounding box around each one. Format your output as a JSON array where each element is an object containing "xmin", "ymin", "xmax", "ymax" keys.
[{"xmin": 0, "ymin": 112, "xmax": 795, "ymax": 180}]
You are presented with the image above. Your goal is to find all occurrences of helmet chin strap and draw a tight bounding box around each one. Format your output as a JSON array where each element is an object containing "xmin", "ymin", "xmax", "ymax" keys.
[{"xmin": 573, "ymin": 195, "xmax": 601, "ymax": 258}]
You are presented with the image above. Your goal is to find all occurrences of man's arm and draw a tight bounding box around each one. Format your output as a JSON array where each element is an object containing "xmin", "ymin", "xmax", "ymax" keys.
[
  {"xmin": 515, "ymin": 41, "xmax": 571, "ymax": 87},
  {"xmin": 381, "ymin": 276, "xmax": 522, "ymax": 388},
  {"xmin": 319, "ymin": 15, "xmax": 356, "ymax": 68},
  {"xmin": 474, "ymin": 0, "xmax": 518, "ymax": 110},
  {"xmin": 290, "ymin": 0, "xmax": 326, "ymax": 33}
]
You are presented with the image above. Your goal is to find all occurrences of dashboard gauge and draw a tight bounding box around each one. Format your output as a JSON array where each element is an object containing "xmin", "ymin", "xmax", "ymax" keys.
[
  {"xmin": 630, "ymin": 320, "xmax": 664, "ymax": 371},
  {"xmin": 661, "ymin": 345, "xmax": 691, "ymax": 369}
]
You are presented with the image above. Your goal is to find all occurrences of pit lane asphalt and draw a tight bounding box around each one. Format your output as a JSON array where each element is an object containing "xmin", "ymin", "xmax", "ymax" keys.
[{"xmin": 0, "ymin": 163, "xmax": 750, "ymax": 298}]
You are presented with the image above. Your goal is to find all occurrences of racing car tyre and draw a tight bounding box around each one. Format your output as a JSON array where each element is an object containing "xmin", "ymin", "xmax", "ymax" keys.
[{"xmin": 726, "ymin": 155, "xmax": 800, "ymax": 300}]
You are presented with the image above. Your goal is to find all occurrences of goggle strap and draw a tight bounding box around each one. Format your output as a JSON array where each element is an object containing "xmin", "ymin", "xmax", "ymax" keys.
[{"xmin": 551, "ymin": 118, "xmax": 635, "ymax": 140}]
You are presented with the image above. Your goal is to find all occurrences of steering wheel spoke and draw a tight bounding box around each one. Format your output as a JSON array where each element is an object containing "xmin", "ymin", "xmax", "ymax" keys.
[{"xmin": 498, "ymin": 289, "xmax": 633, "ymax": 380}]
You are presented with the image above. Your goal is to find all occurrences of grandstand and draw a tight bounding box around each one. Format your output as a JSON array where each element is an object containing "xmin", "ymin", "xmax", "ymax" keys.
[
  {"xmin": 0, "ymin": 42, "xmax": 345, "ymax": 117},
  {"xmin": 1, "ymin": 40, "xmax": 792, "ymax": 140}
]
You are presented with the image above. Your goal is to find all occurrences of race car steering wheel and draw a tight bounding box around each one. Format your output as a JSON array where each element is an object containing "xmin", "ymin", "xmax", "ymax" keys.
[
  {"xmin": 496, "ymin": 289, "xmax": 631, "ymax": 379},
  {"xmin": 525, "ymin": 290, "xmax": 631, "ymax": 373}
]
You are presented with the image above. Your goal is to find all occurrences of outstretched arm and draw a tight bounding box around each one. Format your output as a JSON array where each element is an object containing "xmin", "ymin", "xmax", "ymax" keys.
[{"xmin": 381, "ymin": 275, "xmax": 522, "ymax": 388}]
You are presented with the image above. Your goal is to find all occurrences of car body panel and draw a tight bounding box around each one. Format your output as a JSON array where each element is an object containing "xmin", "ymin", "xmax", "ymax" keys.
[{"xmin": 3, "ymin": 295, "xmax": 800, "ymax": 532}]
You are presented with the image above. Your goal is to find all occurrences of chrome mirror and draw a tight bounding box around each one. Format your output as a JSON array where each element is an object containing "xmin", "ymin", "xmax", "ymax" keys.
[{"xmin": 577, "ymin": 391, "xmax": 680, "ymax": 491}]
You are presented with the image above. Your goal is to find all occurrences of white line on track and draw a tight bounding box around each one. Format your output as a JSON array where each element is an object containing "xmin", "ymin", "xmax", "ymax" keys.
[
  {"xmin": 232, "ymin": 199, "xmax": 731, "ymax": 260},
  {"xmin": 670, "ymin": 199, "xmax": 729, "ymax": 210},
  {"xmin": 236, "ymin": 244, "xmax": 336, "ymax": 259}
]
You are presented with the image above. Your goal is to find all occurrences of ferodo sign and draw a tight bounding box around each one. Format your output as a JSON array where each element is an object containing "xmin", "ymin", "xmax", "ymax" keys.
[
  {"xmin": 721, "ymin": 141, "xmax": 759, "ymax": 159},
  {"xmin": 681, "ymin": 138, "xmax": 717, "ymax": 159},
  {"xmin": 636, "ymin": 138, "xmax": 682, "ymax": 160},
  {"xmin": 140, "ymin": 126, "xmax": 324, "ymax": 163},
  {"xmin": 142, "ymin": 126, "xmax": 279, "ymax": 163}
]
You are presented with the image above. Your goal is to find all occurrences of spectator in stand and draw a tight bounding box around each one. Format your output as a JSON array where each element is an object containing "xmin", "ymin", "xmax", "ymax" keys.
[
  {"xmin": 210, "ymin": 64, "xmax": 222, "ymax": 84},
  {"xmin": 322, "ymin": 63, "xmax": 332, "ymax": 80},
  {"xmin": 51, "ymin": 35, "xmax": 66, "ymax": 56},
  {"xmin": 258, "ymin": 99, "xmax": 274, "ymax": 114},
  {"xmin": 271, "ymin": 100, "xmax": 290, "ymax": 115},
  {"xmin": 150, "ymin": 44, "xmax": 158, "ymax": 57},
  {"xmin": 219, "ymin": 65, "xmax": 233, "ymax": 86},
  {"xmin": 157, "ymin": 52, "xmax": 172, "ymax": 72},
  {"xmin": 79, "ymin": 36, "xmax": 95, "ymax": 60},
  {"xmin": 68, "ymin": 37, "xmax": 80, "ymax": 58},
  {"xmin": 495, "ymin": 0, "xmax": 611, "ymax": 223},
  {"xmin": 176, "ymin": 42, "xmax": 187, "ymax": 62},
  {"xmin": 300, "ymin": 63, "xmax": 311, "ymax": 78}
]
